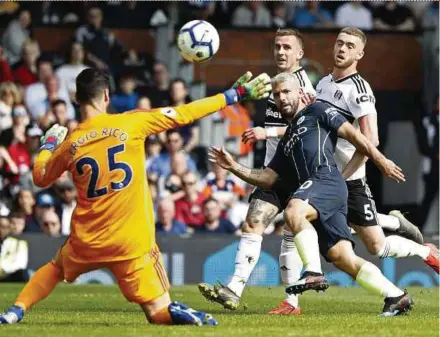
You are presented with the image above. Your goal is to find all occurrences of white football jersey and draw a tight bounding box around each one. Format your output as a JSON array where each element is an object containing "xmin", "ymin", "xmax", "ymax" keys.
[
  {"xmin": 264, "ymin": 67, "xmax": 316, "ymax": 166},
  {"xmin": 316, "ymin": 73, "xmax": 377, "ymax": 180}
]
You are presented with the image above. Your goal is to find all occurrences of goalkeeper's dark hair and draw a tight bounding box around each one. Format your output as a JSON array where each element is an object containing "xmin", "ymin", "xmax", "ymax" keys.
[
  {"xmin": 76, "ymin": 68, "xmax": 110, "ymax": 105},
  {"xmin": 275, "ymin": 28, "xmax": 304, "ymax": 49}
]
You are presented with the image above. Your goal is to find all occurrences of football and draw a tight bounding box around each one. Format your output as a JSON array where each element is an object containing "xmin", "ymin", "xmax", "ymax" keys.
[{"xmin": 177, "ymin": 20, "xmax": 220, "ymax": 63}]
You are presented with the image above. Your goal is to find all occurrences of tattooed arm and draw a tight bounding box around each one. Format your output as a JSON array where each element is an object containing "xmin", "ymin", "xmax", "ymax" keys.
[
  {"xmin": 208, "ymin": 146, "xmax": 278, "ymax": 190},
  {"xmin": 229, "ymin": 163, "xmax": 278, "ymax": 190}
]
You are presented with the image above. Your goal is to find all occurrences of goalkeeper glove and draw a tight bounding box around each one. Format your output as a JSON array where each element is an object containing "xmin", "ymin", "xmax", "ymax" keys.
[
  {"xmin": 223, "ymin": 71, "xmax": 271, "ymax": 105},
  {"xmin": 39, "ymin": 124, "xmax": 68, "ymax": 152}
]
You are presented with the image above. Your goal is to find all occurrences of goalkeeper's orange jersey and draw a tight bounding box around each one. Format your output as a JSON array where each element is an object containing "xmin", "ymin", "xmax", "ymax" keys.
[{"xmin": 33, "ymin": 94, "xmax": 227, "ymax": 262}]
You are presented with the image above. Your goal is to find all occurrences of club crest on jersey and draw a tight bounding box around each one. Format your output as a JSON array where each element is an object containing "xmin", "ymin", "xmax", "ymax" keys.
[
  {"xmin": 297, "ymin": 116, "xmax": 305, "ymax": 125},
  {"xmin": 333, "ymin": 90, "xmax": 343, "ymax": 101}
]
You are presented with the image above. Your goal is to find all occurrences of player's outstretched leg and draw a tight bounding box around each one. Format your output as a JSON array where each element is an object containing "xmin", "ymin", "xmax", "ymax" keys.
[
  {"xmin": 352, "ymin": 224, "xmax": 439, "ymax": 274},
  {"xmin": 378, "ymin": 211, "xmax": 424, "ymax": 244},
  {"xmin": 268, "ymin": 227, "xmax": 302, "ymax": 315},
  {"xmin": 198, "ymin": 197, "xmax": 279, "ymax": 310},
  {"xmin": 141, "ymin": 292, "xmax": 217, "ymax": 326},
  {"xmin": 327, "ymin": 240, "xmax": 413, "ymax": 316},
  {"xmin": 282, "ymin": 199, "xmax": 329, "ymax": 296},
  {"xmin": 0, "ymin": 261, "xmax": 62, "ymax": 324}
]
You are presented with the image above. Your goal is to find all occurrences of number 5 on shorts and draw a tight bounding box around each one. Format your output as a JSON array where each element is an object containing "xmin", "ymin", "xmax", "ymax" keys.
[{"xmin": 364, "ymin": 204, "xmax": 374, "ymax": 221}]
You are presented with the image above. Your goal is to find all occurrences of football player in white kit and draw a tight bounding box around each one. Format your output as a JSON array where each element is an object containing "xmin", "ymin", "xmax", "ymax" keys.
[
  {"xmin": 253, "ymin": 27, "xmax": 439, "ymax": 315},
  {"xmin": 198, "ymin": 29, "xmax": 315, "ymax": 312}
]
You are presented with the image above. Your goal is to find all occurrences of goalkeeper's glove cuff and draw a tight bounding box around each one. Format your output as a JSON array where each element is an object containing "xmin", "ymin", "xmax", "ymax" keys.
[
  {"xmin": 39, "ymin": 136, "xmax": 58, "ymax": 152},
  {"xmin": 223, "ymin": 86, "xmax": 246, "ymax": 105},
  {"xmin": 39, "ymin": 143, "xmax": 56, "ymax": 153}
]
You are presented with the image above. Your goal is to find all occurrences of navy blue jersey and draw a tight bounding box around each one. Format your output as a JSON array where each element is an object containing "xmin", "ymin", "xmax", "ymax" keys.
[{"xmin": 268, "ymin": 102, "xmax": 347, "ymax": 184}]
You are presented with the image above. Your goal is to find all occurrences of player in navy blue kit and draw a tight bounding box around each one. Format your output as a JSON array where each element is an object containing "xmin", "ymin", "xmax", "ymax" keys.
[{"xmin": 209, "ymin": 72, "xmax": 413, "ymax": 316}]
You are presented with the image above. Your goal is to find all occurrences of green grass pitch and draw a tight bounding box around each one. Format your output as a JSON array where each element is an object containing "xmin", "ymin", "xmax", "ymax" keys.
[{"xmin": 0, "ymin": 284, "xmax": 438, "ymax": 337}]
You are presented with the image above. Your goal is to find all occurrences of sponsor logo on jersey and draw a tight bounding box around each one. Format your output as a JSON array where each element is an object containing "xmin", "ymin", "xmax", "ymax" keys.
[
  {"xmin": 297, "ymin": 116, "xmax": 305, "ymax": 125},
  {"xmin": 266, "ymin": 107, "xmax": 282, "ymax": 119},
  {"xmin": 284, "ymin": 126, "xmax": 307, "ymax": 155},
  {"xmin": 355, "ymin": 94, "xmax": 375, "ymax": 104}
]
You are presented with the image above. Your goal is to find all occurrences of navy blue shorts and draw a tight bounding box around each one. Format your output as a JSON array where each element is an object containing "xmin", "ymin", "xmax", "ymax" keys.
[
  {"xmin": 249, "ymin": 180, "xmax": 295, "ymax": 213},
  {"xmin": 290, "ymin": 167, "xmax": 354, "ymax": 261}
]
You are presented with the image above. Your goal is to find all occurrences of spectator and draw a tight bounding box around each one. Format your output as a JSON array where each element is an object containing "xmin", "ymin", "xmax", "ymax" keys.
[
  {"xmin": 40, "ymin": 209, "xmax": 61, "ymax": 237},
  {"xmin": 143, "ymin": 61, "xmax": 170, "ymax": 107},
  {"xmin": 107, "ymin": 1, "xmax": 168, "ymax": 28},
  {"xmin": 0, "ymin": 215, "xmax": 29, "ymax": 282},
  {"xmin": 75, "ymin": 6, "xmax": 119, "ymax": 71},
  {"xmin": 0, "ymin": 82, "xmax": 21, "ymax": 133},
  {"xmin": 56, "ymin": 42, "xmax": 88, "ymax": 102},
  {"xmin": 335, "ymin": 1, "xmax": 373, "ymax": 30},
  {"xmin": 2, "ymin": 9, "xmax": 31, "ymax": 66},
  {"xmin": 165, "ymin": 79, "xmax": 200, "ymax": 153},
  {"xmin": 198, "ymin": 198, "xmax": 238, "ymax": 234},
  {"xmin": 137, "ymin": 96, "xmax": 152, "ymax": 110},
  {"xmin": 158, "ymin": 152, "xmax": 187, "ymax": 201},
  {"xmin": 148, "ymin": 130, "xmax": 197, "ymax": 178},
  {"xmin": 51, "ymin": 99, "xmax": 69, "ymax": 127},
  {"xmin": 33, "ymin": 192, "xmax": 56, "ymax": 232},
  {"xmin": 7, "ymin": 123, "xmax": 31, "ymax": 187},
  {"xmin": 145, "ymin": 135, "xmax": 162, "ymax": 170},
  {"xmin": 291, "ymin": 2, "xmax": 334, "ymax": 28},
  {"xmin": 175, "ymin": 171, "xmax": 206, "ymax": 228},
  {"xmin": 203, "ymin": 163, "xmax": 245, "ymax": 210},
  {"xmin": 272, "ymin": 2, "xmax": 287, "ymax": 28},
  {"xmin": 231, "ymin": 1, "xmax": 272, "ymax": 27},
  {"xmin": 0, "ymin": 145, "xmax": 19, "ymax": 181},
  {"xmin": 419, "ymin": 96, "xmax": 439, "ymax": 229},
  {"xmin": 9, "ymin": 209, "xmax": 26, "ymax": 235},
  {"xmin": 23, "ymin": 58, "xmax": 53, "ymax": 108},
  {"xmin": 28, "ymin": 75, "xmax": 75, "ymax": 124},
  {"xmin": 0, "ymin": 46, "xmax": 14, "ymax": 83},
  {"xmin": 155, "ymin": 198, "xmax": 188, "ymax": 235},
  {"xmin": 66, "ymin": 119, "xmax": 78, "ymax": 134},
  {"xmin": 12, "ymin": 39, "xmax": 39, "ymax": 87},
  {"xmin": 0, "ymin": 105, "xmax": 29, "ymax": 148},
  {"xmin": 111, "ymin": 73, "xmax": 139, "ymax": 113},
  {"xmin": 373, "ymin": 0, "xmax": 415, "ymax": 31},
  {"xmin": 15, "ymin": 189, "xmax": 39, "ymax": 232},
  {"xmin": 55, "ymin": 179, "xmax": 76, "ymax": 235}
]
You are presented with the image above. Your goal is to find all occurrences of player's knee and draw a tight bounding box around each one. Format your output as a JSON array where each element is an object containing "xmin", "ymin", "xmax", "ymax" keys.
[
  {"xmin": 242, "ymin": 220, "xmax": 265, "ymax": 234},
  {"xmin": 368, "ymin": 240, "xmax": 384, "ymax": 256},
  {"xmin": 284, "ymin": 200, "xmax": 306, "ymax": 228},
  {"xmin": 327, "ymin": 241, "xmax": 356, "ymax": 268}
]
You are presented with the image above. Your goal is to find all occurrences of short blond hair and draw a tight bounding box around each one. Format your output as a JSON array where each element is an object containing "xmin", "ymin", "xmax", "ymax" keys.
[
  {"xmin": 271, "ymin": 72, "xmax": 300, "ymax": 89},
  {"xmin": 339, "ymin": 27, "xmax": 367, "ymax": 46},
  {"xmin": 275, "ymin": 28, "xmax": 304, "ymax": 49}
]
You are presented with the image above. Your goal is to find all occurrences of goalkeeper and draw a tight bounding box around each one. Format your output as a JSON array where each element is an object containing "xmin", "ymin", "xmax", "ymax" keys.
[{"xmin": 0, "ymin": 68, "xmax": 271, "ymax": 326}]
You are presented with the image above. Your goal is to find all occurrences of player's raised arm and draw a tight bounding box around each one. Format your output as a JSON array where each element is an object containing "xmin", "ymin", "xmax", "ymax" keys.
[
  {"xmin": 242, "ymin": 126, "xmax": 287, "ymax": 144},
  {"xmin": 208, "ymin": 146, "xmax": 278, "ymax": 190},
  {"xmin": 341, "ymin": 114, "xmax": 379, "ymax": 179},
  {"xmin": 33, "ymin": 124, "xmax": 70, "ymax": 188},
  {"xmin": 134, "ymin": 72, "xmax": 271, "ymax": 137},
  {"xmin": 336, "ymin": 122, "xmax": 405, "ymax": 183}
]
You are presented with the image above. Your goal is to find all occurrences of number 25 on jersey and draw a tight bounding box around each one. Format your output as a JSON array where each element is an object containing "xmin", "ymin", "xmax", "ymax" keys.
[{"xmin": 76, "ymin": 144, "xmax": 133, "ymax": 198}]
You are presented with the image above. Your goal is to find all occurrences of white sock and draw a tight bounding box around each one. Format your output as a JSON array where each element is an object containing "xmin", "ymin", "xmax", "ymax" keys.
[
  {"xmin": 377, "ymin": 213, "xmax": 400, "ymax": 231},
  {"xmin": 377, "ymin": 235, "xmax": 430, "ymax": 260},
  {"xmin": 227, "ymin": 233, "xmax": 263, "ymax": 297},
  {"xmin": 279, "ymin": 229, "xmax": 303, "ymax": 307},
  {"xmin": 356, "ymin": 262, "xmax": 404, "ymax": 298},
  {"xmin": 293, "ymin": 228, "xmax": 322, "ymax": 274}
]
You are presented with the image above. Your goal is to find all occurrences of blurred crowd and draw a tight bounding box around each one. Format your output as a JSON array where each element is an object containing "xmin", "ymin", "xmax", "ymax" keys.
[{"xmin": 0, "ymin": 1, "xmax": 437, "ymax": 241}]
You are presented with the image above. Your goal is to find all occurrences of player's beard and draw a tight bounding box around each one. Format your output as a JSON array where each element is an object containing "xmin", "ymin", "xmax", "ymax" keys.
[
  {"xmin": 281, "ymin": 99, "xmax": 298, "ymax": 120},
  {"xmin": 334, "ymin": 55, "xmax": 355, "ymax": 69}
]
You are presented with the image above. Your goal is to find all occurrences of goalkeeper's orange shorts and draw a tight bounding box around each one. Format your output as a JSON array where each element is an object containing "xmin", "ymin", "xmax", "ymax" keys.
[{"xmin": 53, "ymin": 242, "xmax": 170, "ymax": 304}]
